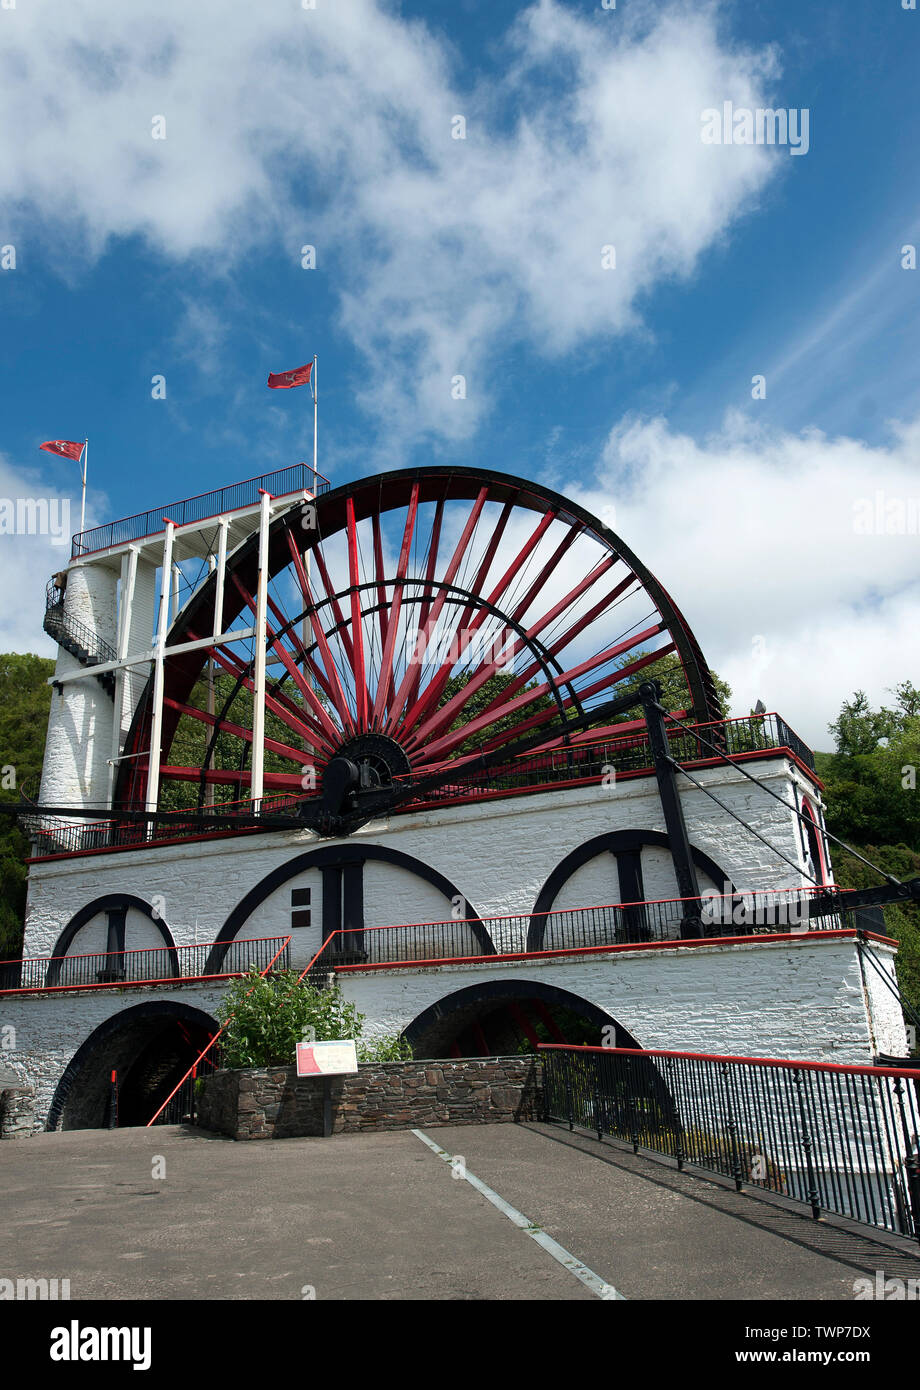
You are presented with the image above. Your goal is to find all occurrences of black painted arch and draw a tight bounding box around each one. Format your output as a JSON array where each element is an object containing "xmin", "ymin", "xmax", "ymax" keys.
[
  {"xmin": 46, "ymin": 999, "xmax": 218, "ymax": 1131},
  {"xmin": 204, "ymin": 842, "xmax": 493, "ymax": 974},
  {"xmin": 403, "ymin": 978, "xmax": 643, "ymax": 1052},
  {"xmin": 527, "ymin": 830, "xmax": 735, "ymax": 951},
  {"xmin": 46, "ymin": 894, "xmax": 179, "ymax": 986}
]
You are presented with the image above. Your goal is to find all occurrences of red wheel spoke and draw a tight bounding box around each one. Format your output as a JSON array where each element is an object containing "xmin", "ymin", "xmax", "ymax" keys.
[
  {"xmin": 206, "ymin": 642, "xmax": 336, "ymax": 756},
  {"xmin": 160, "ymin": 767, "xmax": 307, "ymax": 791},
  {"xmin": 401, "ymin": 496, "xmax": 444, "ymax": 717},
  {"xmin": 408, "ymin": 561, "xmax": 634, "ymax": 750},
  {"xmin": 163, "ymin": 697, "xmax": 323, "ymax": 767},
  {"xmin": 346, "ymin": 497, "xmax": 368, "ymax": 728},
  {"xmin": 372, "ymin": 481, "xmax": 419, "ymax": 725},
  {"xmin": 524, "ymin": 559, "xmax": 626, "ymax": 642},
  {"xmin": 230, "ymin": 569, "xmax": 344, "ymax": 747},
  {"xmin": 309, "ymin": 541, "xmax": 372, "ymax": 716},
  {"xmin": 385, "ymin": 487, "xmax": 488, "ymax": 732},
  {"xmin": 399, "ymin": 498, "xmax": 514, "ymax": 736},
  {"xmin": 461, "ymin": 622, "xmax": 665, "ymax": 737},
  {"xmin": 484, "ymin": 509, "xmax": 557, "ymax": 610},
  {"xmin": 285, "ymin": 530, "xmax": 356, "ymax": 736},
  {"xmin": 507, "ymin": 523, "xmax": 584, "ymax": 626},
  {"xmin": 264, "ymin": 585, "xmax": 342, "ymax": 716},
  {"xmin": 418, "ymin": 635, "xmax": 676, "ymax": 763},
  {"xmin": 372, "ymin": 509, "xmax": 389, "ymax": 656},
  {"xmin": 399, "ymin": 505, "xmax": 558, "ymax": 744}
]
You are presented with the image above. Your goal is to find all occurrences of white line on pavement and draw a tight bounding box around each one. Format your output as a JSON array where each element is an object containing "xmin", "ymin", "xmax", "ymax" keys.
[{"xmin": 411, "ymin": 1128, "xmax": 626, "ymax": 1301}]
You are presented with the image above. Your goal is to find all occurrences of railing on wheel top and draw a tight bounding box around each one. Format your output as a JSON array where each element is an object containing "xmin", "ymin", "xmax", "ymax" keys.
[
  {"xmin": 540, "ymin": 1044, "xmax": 920, "ymax": 1244},
  {"xmin": 0, "ymin": 935, "xmax": 291, "ymax": 995},
  {"xmin": 399, "ymin": 712, "xmax": 816, "ymax": 803},
  {"xmin": 71, "ymin": 462, "xmax": 330, "ymax": 558},
  {"xmin": 27, "ymin": 791, "xmax": 307, "ymax": 859},
  {"xmin": 27, "ymin": 713, "xmax": 816, "ymax": 861}
]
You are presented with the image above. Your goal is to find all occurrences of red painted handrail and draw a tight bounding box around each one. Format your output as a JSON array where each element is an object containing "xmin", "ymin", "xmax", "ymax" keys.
[
  {"xmin": 145, "ymin": 934, "xmax": 294, "ymax": 1126},
  {"xmin": 537, "ymin": 1043, "xmax": 920, "ymax": 1080}
]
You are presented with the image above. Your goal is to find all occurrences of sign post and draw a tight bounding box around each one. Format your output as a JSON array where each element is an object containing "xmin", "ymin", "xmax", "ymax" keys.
[{"xmin": 295, "ymin": 1039, "xmax": 359, "ymax": 1138}]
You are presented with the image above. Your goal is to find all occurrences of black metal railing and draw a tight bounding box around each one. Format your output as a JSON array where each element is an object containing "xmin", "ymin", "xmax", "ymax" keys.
[
  {"xmin": 71, "ymin": 463, "xmax": 330, "ymax": 558},
  {"xmin": 541, "ymin": 1044, "xmax": 920, "ymax": 1243},
  {"xmin": 27, "ymin": 792, "xmax": 308, "ymax": 858},
  {"xmin": 397, "ymin": 712, "xmax": 815, "ymax": 806},
  {"xmin": 0, "ymin": 936, "xmax": 290, "ymax": 994},
  {"xmin": 294, "ymin": 889, "xmax": 868, "ymax": 981},
  {"xmin": 43, "ymin": 583, "xmax": 117, "ymax": 666},
  {"xmin": 27, "ymin": 712, "xmax": 816, "ymax": 860},
  {"xmin": 147, "ymin": 1041, "xmax": 225, "ymax": 1126}
]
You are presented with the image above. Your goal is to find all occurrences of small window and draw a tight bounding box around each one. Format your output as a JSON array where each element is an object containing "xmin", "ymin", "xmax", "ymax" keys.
[{"xmin": 291, "ymin": 886, "xmax": 311, "ymax": 929}]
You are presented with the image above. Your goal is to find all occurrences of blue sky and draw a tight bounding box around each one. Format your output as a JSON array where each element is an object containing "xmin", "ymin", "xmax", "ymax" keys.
[{"xmin": 1, "ymin": 0, "xmax": 918, "ymax": 746}]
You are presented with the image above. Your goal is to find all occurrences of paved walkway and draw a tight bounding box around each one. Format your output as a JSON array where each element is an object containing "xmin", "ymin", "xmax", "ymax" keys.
[{"xmin": 1, "ymin": 1122, "xmax": 917, "ymax": 1300}]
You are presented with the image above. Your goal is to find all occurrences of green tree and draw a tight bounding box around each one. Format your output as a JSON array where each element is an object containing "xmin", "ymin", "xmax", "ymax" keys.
[
  {"xmin": 0, "ymin": 653, "xmax": 54, "ymax": 959},
  {"xmin": 608, "ymin": 649, "xmax": 732, "ymax": 723},
  {"xmin": 437, "ymin": 669, "xmax": 554, "ymax": 756},
  {"xmin": 816, "ymin": 683, "xmax": 920, "ymax": 1023}
]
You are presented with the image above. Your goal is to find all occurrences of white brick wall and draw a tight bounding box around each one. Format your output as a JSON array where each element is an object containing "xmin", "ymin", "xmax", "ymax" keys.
[
  {"xmin": 24, "ymin": 757, "xmax": 821, "ymax": 960},
  {"xmin": 38, "ymin": 563, "xmax": 118, "ymax": 814},
  {"xmin": 340, "ymin": 934, "xmax": 904, "ymax": 1066},
  {"xmin": 11, "ymin": 756, "xmax": 890, "ymax": 1134}
]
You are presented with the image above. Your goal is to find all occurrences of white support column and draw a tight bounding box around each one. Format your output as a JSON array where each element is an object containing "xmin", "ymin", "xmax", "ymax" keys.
[
  {"xmin": 213, "ymin": 518, "xmax": 229, "ymax": 640},
  {"xmin": 250, "ymin": 492, "xmax": 272, "ymax": 811},
  {"xmin": 302, "ymin": 491, "xmax": 314, "ymax": 764},
  {"xmin": 171, "ymin": 563, "xmax": 181, "ymax": 627},
  {"xmin": 108, "ymin": 547, "xmax": 139, "ymax": 800},
  {"xmin": 118, "ymin": 548, "xmax": 139, "ymax": 661},
  {"xmin": 146, "ymin": 521, "xmax": 176, "ymax": 826},
  {"xmin": 205, "ymin": 554, "xmax": 217, "ymax": 810}
]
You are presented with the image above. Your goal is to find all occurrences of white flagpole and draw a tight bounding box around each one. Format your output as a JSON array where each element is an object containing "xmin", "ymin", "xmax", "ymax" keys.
[
  {"xmin": 303, "ymin": 355, "xmax": 317, "ymax": 769},
  {"xmin": 312, "ymin": 354, "xmax": 318, "ymax": 480},
  {"xmin": 80, "ymin": 438, "xmax": 88, "ymax": 536}
]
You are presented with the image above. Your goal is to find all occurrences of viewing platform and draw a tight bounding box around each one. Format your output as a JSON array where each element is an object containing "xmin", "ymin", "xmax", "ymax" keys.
[{"xmin": 68, "ymin": 462, "xmax": 330, "ymax": 564}]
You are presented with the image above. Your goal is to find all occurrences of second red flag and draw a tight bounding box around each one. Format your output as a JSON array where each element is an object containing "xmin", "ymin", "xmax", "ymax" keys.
[{"xmin": 267, "ymin": 363, "xmax": 313, "ymax": 390}]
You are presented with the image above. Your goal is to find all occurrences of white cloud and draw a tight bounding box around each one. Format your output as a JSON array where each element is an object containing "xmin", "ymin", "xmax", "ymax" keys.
[
  {"xmin": 0, "ymin": 454, "xmax": 93, "ymax": 653},
  {"xmin": 2, "ymin": 0, "xmax": 782, "ymax": 446},
  {"xmin": 566, "ymin": 410, "xmax": 920, "ymax": 748}
]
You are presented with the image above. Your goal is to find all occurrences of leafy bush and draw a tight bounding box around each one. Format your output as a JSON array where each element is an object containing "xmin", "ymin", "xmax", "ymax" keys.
[
  {"xmin": 357, "ymin": 1033, "xmax": 414, "ymax": 1063},
  {"xmin": 217, "ymin": 968, "xmax": 366, "ymax": 1068},
  {"xmin": 216, "ymin": 967, "xmax": 411, "ymax": 1068}
]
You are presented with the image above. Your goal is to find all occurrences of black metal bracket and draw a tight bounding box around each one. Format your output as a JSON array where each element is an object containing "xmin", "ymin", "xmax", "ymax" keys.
[{"xmin": 639, "ymin": 681, "xmax": 702, "ymax": 936}]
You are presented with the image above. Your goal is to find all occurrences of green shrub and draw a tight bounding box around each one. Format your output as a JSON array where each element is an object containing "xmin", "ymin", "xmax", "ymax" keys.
[
  {"xmin": 357, "ymin": 1033, "xmax": 414, "ymax": 1063},
  {"xmin": 217, "ymin": 968, "xmax": 366, "ymax": 1068},
  {"xmin": 216, "ymin": 968, "xmax": 411, "ymax": 1068}
]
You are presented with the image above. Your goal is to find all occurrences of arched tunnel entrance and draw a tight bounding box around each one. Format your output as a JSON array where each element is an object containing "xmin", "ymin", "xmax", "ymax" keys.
[
  {"xmin": 47, "ymin": 1002, "xmax": 218, "ymax": 1131},
  {"xmin": 403, "ymin": 980, "xmax": 643, "ymax": 1059}
]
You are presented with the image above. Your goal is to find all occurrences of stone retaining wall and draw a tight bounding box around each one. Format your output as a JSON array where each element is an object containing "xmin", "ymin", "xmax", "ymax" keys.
[
  {"xmin": 195, "ymin": 1056, "xmax": 542, "ymax": 1140},
  {"xmin": 0, "ymin": 1085, "xmax": 35, "ymax": 1139}
]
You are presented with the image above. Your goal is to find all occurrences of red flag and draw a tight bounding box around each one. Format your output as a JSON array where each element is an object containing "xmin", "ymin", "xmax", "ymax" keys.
[
  {"xmin": 267, "ymin": 363, "xmax": 313, "ymax": 390},
  {"xmin": 40, "ymin": 439, "xmax": 84, "ymax": 461}
]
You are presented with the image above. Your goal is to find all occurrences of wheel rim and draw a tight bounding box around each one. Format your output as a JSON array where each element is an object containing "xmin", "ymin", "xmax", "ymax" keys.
[{"xmin": 114, "ymin": 466, "xmax": 721, "ymax": 812}]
